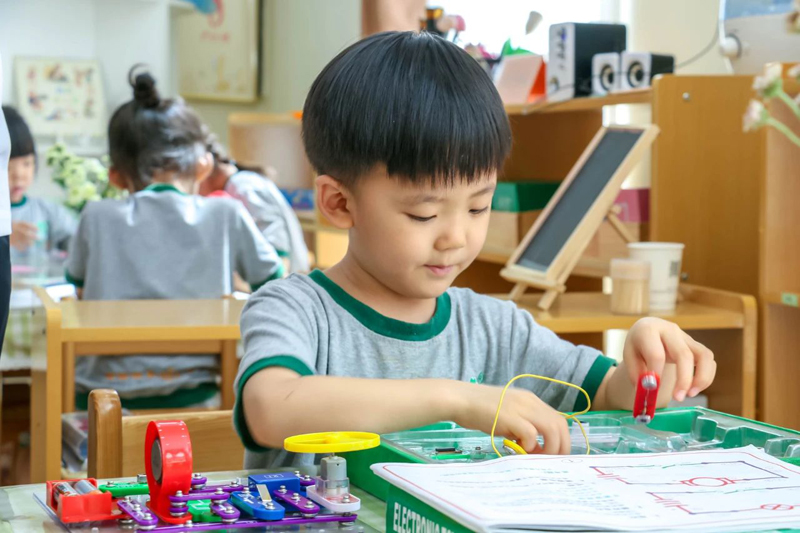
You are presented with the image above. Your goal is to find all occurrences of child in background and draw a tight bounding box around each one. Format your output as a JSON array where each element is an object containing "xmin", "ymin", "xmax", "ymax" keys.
[
  {"xmin": 2, "ymin": 106, "xmax": 76, "ymax": 261},
  {"xmin": 66, "ymin": 69, "xmax": 282, "ymax": 409},
  {"xmin": 234, "ymin": 32, "xmax": 717, "ymax": 469},
  {"xmin": 200, "ymin": 137, "xmax": 310, "ymax": 273}
]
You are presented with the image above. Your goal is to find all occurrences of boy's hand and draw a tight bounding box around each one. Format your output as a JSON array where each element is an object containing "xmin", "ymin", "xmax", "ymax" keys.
[
  {"xmin": 452, "ymin": 382, "xmax": 570, "ymax": 454},
  {"xmin": 10, "ymin": 221, "xmax": 37, "ymax": 251},
  {"xmin": 624, "ymin": 317, "xmax": 716, "ymax": 402}
]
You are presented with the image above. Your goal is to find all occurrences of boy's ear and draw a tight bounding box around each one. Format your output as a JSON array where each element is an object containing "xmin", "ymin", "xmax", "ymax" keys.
[{"xmin": 316, "ymin": 175, "xmax": 354, "ymax": 230}]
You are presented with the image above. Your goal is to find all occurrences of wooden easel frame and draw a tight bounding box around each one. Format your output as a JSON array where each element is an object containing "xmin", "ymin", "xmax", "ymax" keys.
[{"xmin": 501, "ymin": 125, "xmax": 659, "ymax": 310}]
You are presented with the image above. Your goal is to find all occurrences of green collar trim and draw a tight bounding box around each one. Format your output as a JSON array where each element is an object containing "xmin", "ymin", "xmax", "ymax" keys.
[
  {"xmin": 143, "ymin": 183, "xmax": 187, "ymax": 196},
  {"xmin": 10, "ymin": 196, "xmax": 27, "ymax": 208},
  {"xmin": 308, "ymin": 269, "xmax": 451, "ymax": 341}
]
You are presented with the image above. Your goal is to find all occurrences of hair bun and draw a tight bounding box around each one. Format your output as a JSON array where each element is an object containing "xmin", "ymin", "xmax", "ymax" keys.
[{"xmin": 129, "ymin": 66, "xmax": 160, "ymax": 108}]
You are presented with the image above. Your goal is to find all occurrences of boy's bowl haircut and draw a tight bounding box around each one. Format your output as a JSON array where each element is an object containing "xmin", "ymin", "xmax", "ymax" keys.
[{"xmin": 302, "ymin": 31, "xmax": 512, "ymax": 188}]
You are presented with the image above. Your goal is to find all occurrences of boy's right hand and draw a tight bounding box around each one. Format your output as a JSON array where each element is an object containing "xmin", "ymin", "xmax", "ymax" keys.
[
  {"xmin": 451, "ymin": 382, "xmax": 571, "ymax": 455},
  {"xmin": 10, "ymin": 221, "xmax": 38, "ymax": 251}
]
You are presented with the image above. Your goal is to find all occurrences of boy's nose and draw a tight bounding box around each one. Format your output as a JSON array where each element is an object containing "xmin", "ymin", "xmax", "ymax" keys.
[{"xmin": 435, "ymin": 225, "xmax": 467, "ymax": 251}]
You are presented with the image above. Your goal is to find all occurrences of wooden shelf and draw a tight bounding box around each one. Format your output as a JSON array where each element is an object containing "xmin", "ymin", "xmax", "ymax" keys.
[
  {"xmin": 508, "ymin": 289, "xmax": 745, "ymax": 334},
  {"xmin": 504, "ymin": 88, "xmax": 652, "ymax": 116}
]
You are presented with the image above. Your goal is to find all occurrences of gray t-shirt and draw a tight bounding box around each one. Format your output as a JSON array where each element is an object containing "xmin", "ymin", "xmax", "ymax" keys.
[
  {"xmin": 234, "ymin": 270, "xmax": 615, "ymax": 469},
  {"xmin": 67, "ymin": 183, "xmax": 283, "ymax": 400},
  {"xmin": 225, "ymin": 170, "xmax": 309, "ymax": 273},
  {"xmin": 10, "ymin": 196, "xmax": 77, "ymax": 259}
]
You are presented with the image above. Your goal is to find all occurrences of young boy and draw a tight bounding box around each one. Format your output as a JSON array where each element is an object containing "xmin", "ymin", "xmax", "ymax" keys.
[
  {"xmin": 3, "ymin": 106, "xmax": 77, "ymax": 258},
  {"xmin": 234, "ymin": 31, "xmax": 716, "ymax": 468}
]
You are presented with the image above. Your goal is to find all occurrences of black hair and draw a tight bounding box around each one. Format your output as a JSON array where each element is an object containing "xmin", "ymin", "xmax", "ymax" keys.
[
  {"xmin": 205, "ymin": 132, "xmax": 265, "ymax": 175},
  {"xmin": 302, "ymin": 31, "xmax": 512, "ymax": 187},
  {"xmin": 108, "ymin": 66, "xmax": 207, "ymax": 191},
  {"xmin": 2, "ymin": 105, "xmax": 36, "ymax": 159}
]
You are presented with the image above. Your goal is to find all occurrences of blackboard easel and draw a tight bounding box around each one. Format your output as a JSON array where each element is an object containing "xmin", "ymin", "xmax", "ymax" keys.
[{"xmin": 500, "ymin": 125, "xmax": 659, "ymax": 310}]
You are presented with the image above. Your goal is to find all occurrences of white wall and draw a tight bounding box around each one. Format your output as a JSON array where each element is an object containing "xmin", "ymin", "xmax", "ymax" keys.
[
  {"xmin": 1, "ymin": 0, "xmax": 359, "ymax": 198},
  {"xmin": 93, "ymin": 0, "xmax": 173, "ymax": 111},
  {"xmin": 622, "ymin": 0, "xmax": 727, "ymax": 75},
  {"xmin": 0, "ymin": 0, "xmax": 173, "ymax": 110},
  {"xmin": 0, "ymin": 0, "xmax": 97, "ymax": 105},
  {"xmin": 190, "ymin": 0, "xmax": 362, "ymax": 146},
  {"xmin": 0, "ymin": 0, "xmax": 174, "ymax": 198}
]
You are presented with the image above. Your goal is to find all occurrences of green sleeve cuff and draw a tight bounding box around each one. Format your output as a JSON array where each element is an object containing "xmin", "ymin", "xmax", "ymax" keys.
[
  {"xmin": 574, "ymin": 354, "xmax": 617, "ymax": 412},
  {"xmin": 276, "ymin": 249, "xmax": 290, "ymax": 258},
  {"xmin": 249, "ymin": 263, "xmax": 285, "ymax": 292},
  {"xmin": 65, "ymin": 270, "xmax": 84, "ymax": 288},
  {"xmin": 233, "ymin": 355, "xmax": 315, "ymax": 453}
]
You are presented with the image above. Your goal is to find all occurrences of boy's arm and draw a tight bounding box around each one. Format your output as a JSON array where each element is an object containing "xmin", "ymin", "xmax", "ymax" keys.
[
  {"xmin": 242, "ymin": 367, "xmax": 458, "ymax": 448},
  {"xmin": 242, "ymin": 366, "xmax": 577, "ymax": 454}
]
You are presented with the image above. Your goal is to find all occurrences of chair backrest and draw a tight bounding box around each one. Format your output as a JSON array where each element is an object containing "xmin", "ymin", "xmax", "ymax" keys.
[{"xmin": 88, "ymin": 389, "xmax": 245, "ymax": 478}]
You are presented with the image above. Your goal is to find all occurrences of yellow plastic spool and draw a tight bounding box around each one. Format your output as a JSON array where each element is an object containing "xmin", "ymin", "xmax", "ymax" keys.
[{"xmin": 284, "ymin": 432, "xmax": 381, "ymax": 454}]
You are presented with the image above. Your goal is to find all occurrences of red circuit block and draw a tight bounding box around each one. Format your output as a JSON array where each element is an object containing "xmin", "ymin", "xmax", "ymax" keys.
[
  {"xmin": 46, "ymin": 478, "xmax": 118, "ymax": 523},
  {"xmin": 633, "ymin": 371, "xmax": 660, "ymax": 424}
]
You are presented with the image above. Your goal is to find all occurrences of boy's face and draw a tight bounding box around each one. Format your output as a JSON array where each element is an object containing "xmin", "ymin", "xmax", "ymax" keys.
[
  {"xmin": 348, "ymin": 169, "xmax": 496, "ymax": 300},
  {"xmin": 8, "ymin": 154, "xmax": 35, "ymax": 203}
]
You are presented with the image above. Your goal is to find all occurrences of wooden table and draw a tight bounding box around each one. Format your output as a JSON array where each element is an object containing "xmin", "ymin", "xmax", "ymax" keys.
[
  {"xmin": 30, "ymin": 290, "xmax": 245, "ymax": 482},
  {"xmin": 510, "ymin": 283, "xmax": 757, "ymax": 422},
  {"xmin": 0, "ymin": 470, "xmax": 384, "ymax": 532}
]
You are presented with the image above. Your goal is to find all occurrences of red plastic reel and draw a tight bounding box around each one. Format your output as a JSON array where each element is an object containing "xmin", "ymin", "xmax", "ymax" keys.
[
  {"xmin": 633, "ymin": 371, "xmax": 661, "ymax": 423},
  {"xmin": 145, "ymin": 420, "xmax": 193, "ymax": 524}
]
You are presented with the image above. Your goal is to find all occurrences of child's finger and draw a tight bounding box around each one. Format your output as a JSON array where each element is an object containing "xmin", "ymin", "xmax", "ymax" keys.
[
  {"xmin": 686, "ymin": 337, "xmax": 716, "ymax": 397},
  {"xmin": 661, "ymin": 326, "xmax": 694, "ymax": 401},
  {"xmin": 538, "ymin": 418, "xmax": 562, "ymax": 455},
  {"xmin": 514, "ymin": 422, "xmax": 540, "ymax": 454},
  {"xmin": 558, "ymin": 418, "xmax": 572, "ymax": 455},
  {"xmin": 624, "ymin": 323, "xmax": 666, "ymax": 384}
]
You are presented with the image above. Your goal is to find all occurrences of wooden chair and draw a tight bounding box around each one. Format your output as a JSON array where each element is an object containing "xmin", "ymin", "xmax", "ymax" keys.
[{"xmin": 88, "ymin": 389, "xmax": 245, "ymax": 479}]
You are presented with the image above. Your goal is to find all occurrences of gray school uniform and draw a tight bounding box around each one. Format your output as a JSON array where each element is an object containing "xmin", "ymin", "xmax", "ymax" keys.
[
  {"xmin": 234, "ymin": 270, "xmax": 616, "ymax": 469},
  {"xmin": 10, "ymin": 196, "xmax": 77, "ymax": 254},
  {"xmin": 225, "ymin": 171, "xmax": 309, "ymax": 273},
  {"xmin": 66, "ymin": 183, "xmax": 282, "ymax": 400}
]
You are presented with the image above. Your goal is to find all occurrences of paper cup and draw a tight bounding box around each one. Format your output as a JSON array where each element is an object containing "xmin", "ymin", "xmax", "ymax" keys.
[{"xmin": 627, "ymin": 242, "xmax": 684, "ymax": 312}]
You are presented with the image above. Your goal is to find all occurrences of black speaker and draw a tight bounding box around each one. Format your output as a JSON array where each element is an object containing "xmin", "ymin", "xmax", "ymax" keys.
[
  {"xmin": 592, "ymin": 52, "xmax": 620, "ymax": 95},
  {"xmin": 548, "ymin": 22, "xmax": 626, "ymax": 101},
  {"xmin": 620, "ymin": 52, "xmax": 675, "ymax": 90}
]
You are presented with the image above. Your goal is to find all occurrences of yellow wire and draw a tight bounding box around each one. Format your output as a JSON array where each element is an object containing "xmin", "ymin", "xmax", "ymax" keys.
[{"xmin": 490, "ymin": 374, "xmax": 592, "ymax": 458}]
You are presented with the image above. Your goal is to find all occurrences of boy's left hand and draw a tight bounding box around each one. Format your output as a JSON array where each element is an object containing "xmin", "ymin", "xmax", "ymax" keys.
[{"xmin": 623, "ymin": 317, "xmax": 716, "ymax": 402}]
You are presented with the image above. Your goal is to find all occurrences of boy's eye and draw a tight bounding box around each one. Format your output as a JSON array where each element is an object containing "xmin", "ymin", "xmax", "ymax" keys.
[
  {"xmin": 470, "ymin": 207, "xmax": 489, "ymax": 215},
  {"xmin": 407, "ymin": 214, "xmax": 436, "ymax": 222}
]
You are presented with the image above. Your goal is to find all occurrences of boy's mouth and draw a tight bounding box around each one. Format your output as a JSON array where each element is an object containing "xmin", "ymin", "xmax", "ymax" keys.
[{"xmin": 425, "ymin": 264, "xmax": 454, "ymax": 276}]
